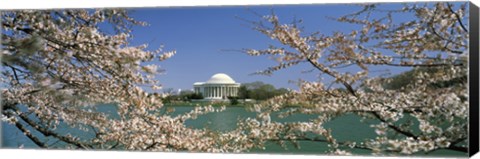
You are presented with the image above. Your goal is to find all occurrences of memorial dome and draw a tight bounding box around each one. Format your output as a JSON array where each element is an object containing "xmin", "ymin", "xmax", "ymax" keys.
[{"xmin": 206, "ymin": 73, "xmax": 236, "ymax": 84}]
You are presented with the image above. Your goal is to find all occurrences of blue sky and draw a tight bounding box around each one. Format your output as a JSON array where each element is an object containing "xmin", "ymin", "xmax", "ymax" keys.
[{"xmin": 125, "ymin": 4, "xmax": 414, "ymax": 91}]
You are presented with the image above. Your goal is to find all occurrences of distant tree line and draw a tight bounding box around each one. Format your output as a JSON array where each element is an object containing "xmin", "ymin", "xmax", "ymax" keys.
[
  {"xmin": 237, "ymin": 81, "xmax": 290, "ymax": 100},
  {"xmin": 382, "ymin": 65, "xmax": 467, "ymax": 91},
  {"xmin": 162, "ymin": 90, "xmax": 203, "ymax": 103}
]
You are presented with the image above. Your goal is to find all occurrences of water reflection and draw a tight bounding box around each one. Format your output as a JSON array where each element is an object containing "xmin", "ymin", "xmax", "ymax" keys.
[{"xmin": 182, "ymin": 107, "xmax": 255, "ymax": 132}]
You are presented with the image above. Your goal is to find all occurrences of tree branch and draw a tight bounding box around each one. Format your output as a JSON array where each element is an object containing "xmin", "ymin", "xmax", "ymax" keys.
[
  {"xmin": 265, "ymin": 136, "xmax": 370, "ymax": 150},
  {"xmin": 3, "ymin": 111, "xmax": 49, "ymax": 148},
  {"xmin": 306, "ymin": 58, "xmax": 357, "ymax": 96},
  {"xmin": 447, "ymin": 3, "xmax": 468, "ymax": 33},
  {"xmin": 8, "ymin": 104, "xmax": 94, "ymax": 149}
]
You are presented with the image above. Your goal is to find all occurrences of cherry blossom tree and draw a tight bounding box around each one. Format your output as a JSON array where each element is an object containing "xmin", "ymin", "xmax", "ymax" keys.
[
  {"xmin": 238, "ymin": 2, "xmax": 469, "ymax": 155},
  {"xmin": 1, "ymin": 9, "xmax": 246, "ymax": 152}
]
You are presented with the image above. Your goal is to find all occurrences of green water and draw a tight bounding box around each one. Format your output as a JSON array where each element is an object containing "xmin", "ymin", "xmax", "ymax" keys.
[{"xmin": 1, "ymin": 104, "xmax": 467, "ymax": 157}]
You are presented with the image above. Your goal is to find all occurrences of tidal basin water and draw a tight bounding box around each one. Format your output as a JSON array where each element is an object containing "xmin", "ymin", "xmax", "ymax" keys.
[{"xmin": 1, "ymin": 104, "xmax": 465, "ymax": 157}]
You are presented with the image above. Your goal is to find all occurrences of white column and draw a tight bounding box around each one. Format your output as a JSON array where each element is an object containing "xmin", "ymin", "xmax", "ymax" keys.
[{"xmin": 234, "ymin": 87, "xmax": 237, "ymax": 96}]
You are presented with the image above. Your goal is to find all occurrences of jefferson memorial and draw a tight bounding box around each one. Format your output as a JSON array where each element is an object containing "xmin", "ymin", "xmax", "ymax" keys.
[{"xmin": 193, "ymin": 73, "xmax": 240, "ymax": 100}]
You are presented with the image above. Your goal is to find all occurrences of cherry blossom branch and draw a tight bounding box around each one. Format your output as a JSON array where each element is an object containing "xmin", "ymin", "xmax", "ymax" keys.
[
  {"xmin": 13, "ymin": 120, "xmax": 49, "ymax": 148},
  {"xmin": 446, "ymin": 142, "xmax": 468, "ymax": 152},
  {"xmin": 306, "ymin": 58, "xmax": 357, "ymax": 96},
  {"xmin": 3, "ymin": 111, "xmax": 48, "ymax": 148},
  {"xmin": 267, "ymin": 134, "xmax": 467, "ymax": 153},
  {"xmin": 427, "ymin": 6, "xmax": 466, "ymax": 53},
  {"xmin": 5, "ymin": 104, "xmax": 94, "ymax": 149},
  {"xmin": 446, "ymin": 3, "xmax": 468, "ymax": 33},
  {"xmin": 370, "ymin": 111, "xmax": 417, "ymax": 139},
  {"xmin": 2, "ymin": 63, "xmax": 23, "ymax": 85},
  {"xmin": 379, "ymin": 62, "xmax": 463, "ymax": 67},
  {"xmin": 266, "ymin": 136, "xmax": 371, "ymax": 151}
]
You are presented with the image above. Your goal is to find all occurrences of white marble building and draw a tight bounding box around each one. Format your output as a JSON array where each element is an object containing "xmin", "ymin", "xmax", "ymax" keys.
[{"xmin": 193, "ymin": 73, "xmax": 240, "ymax": 100}]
